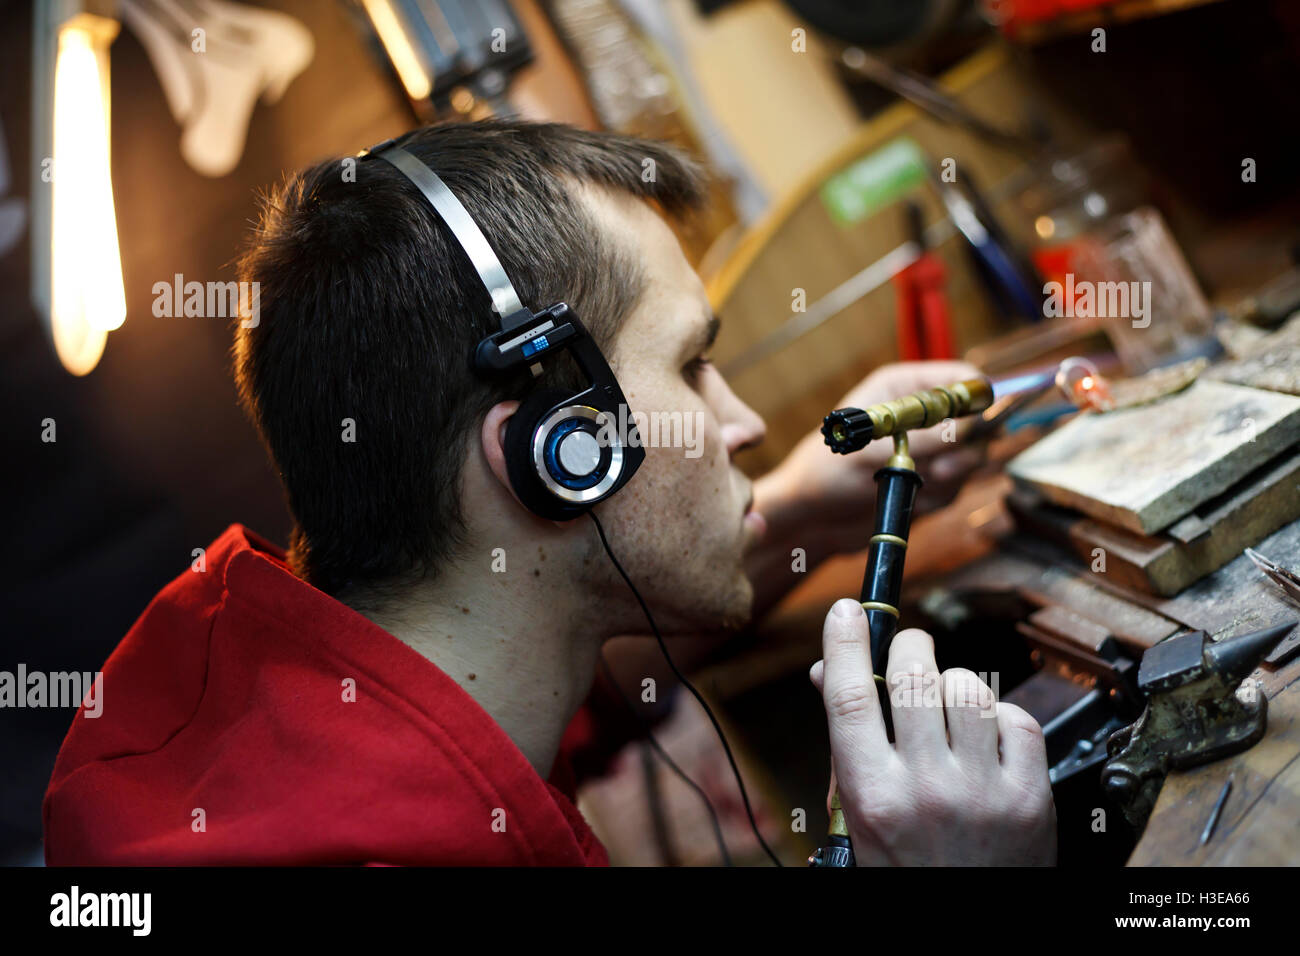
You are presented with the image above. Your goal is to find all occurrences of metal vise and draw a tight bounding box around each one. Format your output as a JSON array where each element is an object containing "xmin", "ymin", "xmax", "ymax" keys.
[{"xmin": 1102, "ymin": 622, "xmax": 1295, "ymax": 831}]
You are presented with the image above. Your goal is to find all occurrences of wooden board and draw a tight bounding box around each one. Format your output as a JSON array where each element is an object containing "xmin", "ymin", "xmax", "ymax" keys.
[
  {"xmin": 943, "ymin": 548, "xmax": 1183, "ymax": 655},
  {"xmin": 1205, "ymin": 311, "xmax": 1300, "ymax": 396},
  {"xmin": 1006, "ymin": 452, "xmax": 1300, "ymax": 596},
  {"xmin": 1027, "ymin": 605, "xmax": 1119, "ymax": 658},
  {"xmin": 1007, "ymin": 380, "xmax": 1300, "ymax": 534}
]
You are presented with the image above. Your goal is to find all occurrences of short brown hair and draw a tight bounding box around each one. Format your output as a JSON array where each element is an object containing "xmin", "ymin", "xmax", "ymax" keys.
[{"xmin": 233, "ymin": 119, "xmax": 707, "ymax": 597}]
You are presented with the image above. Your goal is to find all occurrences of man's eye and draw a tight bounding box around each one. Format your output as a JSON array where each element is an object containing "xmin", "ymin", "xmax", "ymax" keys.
[{"xmin": 684, "ymin": 355, "xmax": 712, "ymax": 383}]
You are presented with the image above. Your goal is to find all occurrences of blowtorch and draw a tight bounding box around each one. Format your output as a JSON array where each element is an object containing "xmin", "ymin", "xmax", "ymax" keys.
[{"xmin": 809, "ymin": 363, "xmax": 1097, "ymax": 867}]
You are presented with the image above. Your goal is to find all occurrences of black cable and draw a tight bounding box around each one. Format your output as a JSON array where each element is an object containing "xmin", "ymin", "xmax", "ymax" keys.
[
  {"xmin": 639, "ymin": 735, "xmax": 680, "ymax": 865},
  {"xmin": 588, "ymin": 509, "xmax": 783, "ymax": 867},
  {"xmin": 597, "ymin": 653, "xmax": 733, "ymax": 866}
]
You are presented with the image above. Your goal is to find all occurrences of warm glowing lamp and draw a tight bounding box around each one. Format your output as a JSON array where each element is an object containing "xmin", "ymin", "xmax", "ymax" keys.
[
  {"xmin": 360, "ymin": 0, "xmax": 433, "ymax": 100},
  {"xmin": 32, "ymin": 4, "xmax": 125, "ymax": 376}
]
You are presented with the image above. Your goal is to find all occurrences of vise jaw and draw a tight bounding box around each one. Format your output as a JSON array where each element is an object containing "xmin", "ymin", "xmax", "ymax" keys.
[{"xmin": 1101, "ymin": 622, "xmax": 1295, "ymax": 832}]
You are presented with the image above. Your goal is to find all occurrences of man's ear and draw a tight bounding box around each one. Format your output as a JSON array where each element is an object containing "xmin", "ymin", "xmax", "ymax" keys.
[
  {"xmin": 481, "ymin": 401, "xmax": 522, "ymax": 505},
  {"xmin": 481, "ymin": 401, "xmax": 574, "ymax": 529}
]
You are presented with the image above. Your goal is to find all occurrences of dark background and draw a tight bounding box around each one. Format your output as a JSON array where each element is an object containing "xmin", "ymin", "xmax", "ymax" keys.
[{"xmin": 1, "ymin": 0, "xmax": 412, "ymax": 864}]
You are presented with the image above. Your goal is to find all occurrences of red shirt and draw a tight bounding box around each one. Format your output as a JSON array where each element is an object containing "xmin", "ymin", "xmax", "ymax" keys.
[{"xmin": 43, "ymin": 524, "xmax": 610, "ymax": 866}]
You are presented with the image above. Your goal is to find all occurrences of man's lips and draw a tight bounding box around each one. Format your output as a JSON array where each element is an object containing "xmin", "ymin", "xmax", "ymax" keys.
[{"xmin": 743, "ymin": 495, "xmax": 767, "ymax": 540}]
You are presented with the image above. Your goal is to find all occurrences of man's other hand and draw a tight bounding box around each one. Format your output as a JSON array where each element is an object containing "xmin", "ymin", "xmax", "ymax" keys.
[
  {"xmin": 808, "ymin": 598, "xmax": 1057, "ymax": 866},
  {"xmin": 770, "ymin": 361, "xmax": 987, "ymax": 558}
]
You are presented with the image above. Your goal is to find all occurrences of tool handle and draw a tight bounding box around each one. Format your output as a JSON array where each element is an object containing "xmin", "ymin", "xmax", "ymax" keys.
[
  {"xmin": 862, "ymin": 467, "xmax": 925, "ymax": 671},
  {"xmin": 811, "ymin": 465, "xmax": 923, "ymax": 867}
]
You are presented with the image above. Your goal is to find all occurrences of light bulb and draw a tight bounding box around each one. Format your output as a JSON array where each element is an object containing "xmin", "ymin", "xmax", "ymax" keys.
[{"xmin": 50, "ymin": 17, "xmax": 125, "ymax": 375}]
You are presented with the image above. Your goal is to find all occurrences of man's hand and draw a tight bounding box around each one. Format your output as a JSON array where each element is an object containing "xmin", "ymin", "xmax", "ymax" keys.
[
  {"xmin": 809, "ymin": 599, "xmax": 1056, "ymax": 866},
  {"xmin": 746, "ymin": 361, "xmax": 988, "ymax": 618},
  {"xmin": 760, "ymin": 361, "xmax": 987, "ymax": 561}
]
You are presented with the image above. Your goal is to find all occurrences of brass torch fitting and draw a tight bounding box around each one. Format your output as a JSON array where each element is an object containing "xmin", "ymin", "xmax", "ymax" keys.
[
  {"xmin": 868, "ymin": 378, "xmax": 993, "ymax": 439},
  {"xmin": 823, "ymin": 378, "xmax": 994, "ymax": 454},
  {"xmin": 887, "ymin": 432, "xmax": 914, "ymax": 470}
]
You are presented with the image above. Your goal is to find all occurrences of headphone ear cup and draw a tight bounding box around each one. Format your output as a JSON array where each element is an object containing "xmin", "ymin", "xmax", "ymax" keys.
[{"xmin": 503, "ymin": 388, "xmax": 585, "ymax": 521}]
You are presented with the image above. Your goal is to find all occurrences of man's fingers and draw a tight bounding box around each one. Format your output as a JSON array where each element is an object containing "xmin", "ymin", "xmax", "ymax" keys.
[
  {"xmin": 820, "ymin": 599, "xmax": 889, "ymax": 761},
  {"xmin": 881, "ymin": 360, "xmax": 982, "ymax": 396},
  {"xmin": 996, "ymin": 702, "xmax": 1050, "ymax": 783},
  {"xmin": 941, "ymin": 668, "xmax": 999, "ymax": 764},
  {"xmin": 885, "ymin": 628, "xmax": 947, "ymax": 760},
  {"xmin": 837, "ymin": 361, "xmax": 982, "ymax": 416},
  {"xmin": 929, "ymin": 446, "xmax": 984, "ymax": 483}
]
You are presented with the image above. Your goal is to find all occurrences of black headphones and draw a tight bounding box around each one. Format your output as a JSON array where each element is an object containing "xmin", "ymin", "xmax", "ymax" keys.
[{"xmin": 359, "ymin": 136, "xmax": 644, "ymax": 521}]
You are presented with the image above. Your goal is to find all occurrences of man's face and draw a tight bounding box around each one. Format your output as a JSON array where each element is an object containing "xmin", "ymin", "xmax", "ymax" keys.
[{"xmin": 575, "ymin": 186, "xmax": 767, "ymax": 634}]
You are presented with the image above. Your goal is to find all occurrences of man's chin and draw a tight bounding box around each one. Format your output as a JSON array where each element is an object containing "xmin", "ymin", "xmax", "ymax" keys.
[
  {"xmin": 716, "ymin": 575, "xmax": 755, "ymax": 633},
  {"xmin": 652, "ymin": 574, "xmax": 753, "ymax": 635}
]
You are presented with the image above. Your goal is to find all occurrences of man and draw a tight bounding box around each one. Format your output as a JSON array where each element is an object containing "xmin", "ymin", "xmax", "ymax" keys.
[{"xmin": 44, "ymin": 120, "xmax": 1055, "ymax": 865}]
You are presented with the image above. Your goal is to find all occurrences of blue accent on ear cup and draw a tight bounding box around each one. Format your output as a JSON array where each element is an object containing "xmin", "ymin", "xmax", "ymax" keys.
[{"xmin": 543, "ymin": 419, "xmax": 609, "ymax": 490}]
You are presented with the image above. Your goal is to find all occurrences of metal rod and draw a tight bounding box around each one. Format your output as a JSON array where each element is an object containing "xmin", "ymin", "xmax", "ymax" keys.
[{"xmin": 1200, "ymin": 777, "xmax": 1233, "ymax": 845}]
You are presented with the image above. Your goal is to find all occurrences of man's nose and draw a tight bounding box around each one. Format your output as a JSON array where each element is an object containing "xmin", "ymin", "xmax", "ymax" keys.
[{"xmin": 718, "ymin": 384, "xmax": 766, "ymax": 458}]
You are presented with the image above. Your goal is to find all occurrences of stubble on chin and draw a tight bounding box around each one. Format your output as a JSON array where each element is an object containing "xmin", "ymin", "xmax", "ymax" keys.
[
  {"xmin": 648, "ymin": 566, "xmax": 753, "ymax": 636},
  {"xmin": 714, "ymin": 573, "xmax": 755, "ymax": 633}
]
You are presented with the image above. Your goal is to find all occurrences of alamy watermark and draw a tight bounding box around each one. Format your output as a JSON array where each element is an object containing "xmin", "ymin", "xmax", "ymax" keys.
[
  {"xmin": 152, "ymin": 273, "xmax": 260, "ymax": 328},
  {"xmin": 1043, "ymin": 274, "xmax": 1152, "ymax": 328},
  {"xmin": 595, "ymin": 404, "xmax": 704, "ymax": 459},
  {"xmin": 890, "ymin": 669, "xmax": 1001, "ymax": 717},
  {"xmin": 50, "ymin": 885, "xmax": 150, "ymax": 936},
  {"xmin": 1, "ymin": 665, "xmax": 102, "ymax": 717}
]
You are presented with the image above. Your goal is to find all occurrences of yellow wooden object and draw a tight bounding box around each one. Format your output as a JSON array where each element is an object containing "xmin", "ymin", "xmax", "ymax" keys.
[{"xmin": 706, "ymin": 46, "xmax": 1091, "ymax": 477}]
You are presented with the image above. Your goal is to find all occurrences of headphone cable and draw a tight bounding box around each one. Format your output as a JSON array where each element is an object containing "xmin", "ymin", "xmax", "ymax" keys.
[
  {"xmin": 596, "ymin": 653, "xmax": 733, "ymax": 866},
  {"xmin": 587, "ymin": 509, "xmax": 783, "ymax": 867}
]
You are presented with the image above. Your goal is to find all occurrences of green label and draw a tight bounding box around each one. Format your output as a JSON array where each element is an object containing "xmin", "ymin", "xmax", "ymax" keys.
[{"xmin": 819, "ymin": 137, "xmax": 927, "ymax": 226}]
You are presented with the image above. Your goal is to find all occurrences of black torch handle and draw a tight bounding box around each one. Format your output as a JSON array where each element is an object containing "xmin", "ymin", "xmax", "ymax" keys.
[
  {"xmin": 862, "ymin": 466, "xmax": 925, "ymax": 676},
  {"xmin": 810, "ymin": 464, "xmax": 924, "ymax": 867}
]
